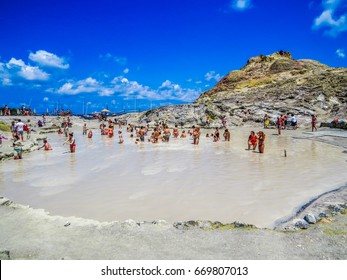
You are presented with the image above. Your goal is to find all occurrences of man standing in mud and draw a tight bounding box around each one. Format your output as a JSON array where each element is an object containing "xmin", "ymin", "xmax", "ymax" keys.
[
  {"xmin": 163, "ymin": 125, "xmax": 171, "ymax": 142},
  {"xmin": 139, "ymin": 126, "xmax": 145, "ymax": 142}
]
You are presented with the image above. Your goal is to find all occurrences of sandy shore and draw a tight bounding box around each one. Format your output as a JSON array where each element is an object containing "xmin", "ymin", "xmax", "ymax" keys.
[{"xmin": 1, "ymin": 116, "xmax": 347, "ymax": 259}]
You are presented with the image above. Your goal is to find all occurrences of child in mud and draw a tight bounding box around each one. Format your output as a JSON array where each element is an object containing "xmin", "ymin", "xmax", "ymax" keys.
[{"xmin": 12, "ymin": 135, "xmax": 23, "ymax": 159}]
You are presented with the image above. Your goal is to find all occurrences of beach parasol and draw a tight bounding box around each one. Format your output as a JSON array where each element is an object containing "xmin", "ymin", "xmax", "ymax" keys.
[{"xmin": 101, "ymin": 109, "xmax": 110, "ymax": 113}]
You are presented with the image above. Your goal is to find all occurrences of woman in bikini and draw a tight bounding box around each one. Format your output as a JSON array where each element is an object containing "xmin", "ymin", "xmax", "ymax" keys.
[
  {"xmin": 257, "ymin": 131, "xmax": 265, "ymax": 154},
  {"xmin": 173, "ymin": 125, "xmax": 179, "ymax": 138},
  {"xmin": 64, "ymin": 132, "xmax": 76, "ymax": 153}
]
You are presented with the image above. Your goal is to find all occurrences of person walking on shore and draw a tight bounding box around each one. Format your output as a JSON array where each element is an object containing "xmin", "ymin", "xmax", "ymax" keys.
[
  {"xmin": 311, "ymin": 114, "xmax": 318, "ymax": 132},
  {"xmin": 15, "ymin": 119, "xmax": 25, "ymax": 141}
]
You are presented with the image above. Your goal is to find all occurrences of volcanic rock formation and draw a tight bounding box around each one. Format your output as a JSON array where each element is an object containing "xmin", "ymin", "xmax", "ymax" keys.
[{"xmin": 122, "ymin": 51, "xmax": 347, "ymax": 127}]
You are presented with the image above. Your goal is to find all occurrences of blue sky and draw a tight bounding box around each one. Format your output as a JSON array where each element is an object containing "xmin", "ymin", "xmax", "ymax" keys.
[{"xmin": 0, "ymin": 0, "xmax": 346, "ymax": 114}]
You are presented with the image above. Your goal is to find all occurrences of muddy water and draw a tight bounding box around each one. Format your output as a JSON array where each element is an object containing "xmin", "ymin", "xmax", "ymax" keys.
[{"xmin": 0, "ymin": 127, "xmax": 346, "ymax": 228}]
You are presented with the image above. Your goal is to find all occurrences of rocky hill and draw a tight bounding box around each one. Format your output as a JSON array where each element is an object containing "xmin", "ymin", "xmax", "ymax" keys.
[{"xmin": 122, "ymin": 51, "xmax": 347, "ymax": 127}]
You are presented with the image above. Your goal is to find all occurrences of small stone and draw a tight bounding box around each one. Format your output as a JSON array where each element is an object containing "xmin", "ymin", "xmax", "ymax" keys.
[
  {"xmin": 304, "ymin": 213, "xmax": 317, "ymax": 224},
  {"xmin": 318, "ymin": 213, "xmax": 328, "ymax": 218},
  {"xmin": 173, "ymin": 222, "xmax": 184, "ymax": 230},
  {"xmin": 294, "ymin": 219, "xmax": 310, "ymax": 229}
]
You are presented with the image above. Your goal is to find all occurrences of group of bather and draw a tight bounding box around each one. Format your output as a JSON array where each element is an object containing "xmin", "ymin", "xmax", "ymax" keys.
[
  {"xmin": 78, "ymin": 118, "xmax": 267, "ymax": 153},
  {"xmin": 6, "ymin": 115, "xmax": 269, "ymax": 160}
]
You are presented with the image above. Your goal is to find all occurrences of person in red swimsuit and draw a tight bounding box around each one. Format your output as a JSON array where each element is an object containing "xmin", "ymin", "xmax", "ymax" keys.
[
  {"xmin": 64, "ymin": 132, "xmax": 76, "ymax": 153},
  {"xmin": 247, "ymin": 131, "xmax": 258, "ymax": 150}
]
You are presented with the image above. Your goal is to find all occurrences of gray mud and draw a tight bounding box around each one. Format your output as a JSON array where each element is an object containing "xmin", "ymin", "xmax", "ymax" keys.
[{"xmin": 0, "ymin": 195, "xmax": 347, "ymax": 260}]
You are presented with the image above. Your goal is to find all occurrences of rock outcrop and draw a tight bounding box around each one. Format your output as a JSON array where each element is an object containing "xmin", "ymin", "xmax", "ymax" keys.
[{"xmin": 120, "ymin": 51, "xmax": 347, "ymax": 127}]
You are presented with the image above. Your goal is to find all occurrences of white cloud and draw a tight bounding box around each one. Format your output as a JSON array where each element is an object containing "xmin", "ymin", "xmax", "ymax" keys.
[
  {"xmin": 2, "ymin": 77, "xmax": 12, "ymax": 86},
  {"xmin": 29, "ymin": 50, "xmax": 69, "ymax": 69},
  {"xmin": 56, "ymin": 77, "xmax": 105, "ymax": 95},
  {"xmin": 231, "ymin": 0, "xmax": 252, "ymax": 11},
  {"xmin": 6, "ymin": 58, "xmax": 49, "ymax": 81},
  {"xmin": 43, "ymin": 97, "xmax": 49, "ymax": 101},
  {"xmin": 313, "ymin": 0, "xmax": 347, "ymax": 37},
  {"xmin": 99, "ymin": 53, "xmax": 127, "ymax": 65},
  {"xmin": 204, "ymin": 71, "xmax": 222, "ymax": 82},
  {"xmin": 123, "ymin": 68, "xmax": 129, "ymax": 74},
  {"xmin": 110, "ymin": 77, "xmax": 201, "ymax": 102},
  {"xmin": 0, "ymin": 63, "xmax": 11, "ymax": 85},
  {"xmin": 336, "ymin": 48, "xmax": 346, "ymax": 58}
]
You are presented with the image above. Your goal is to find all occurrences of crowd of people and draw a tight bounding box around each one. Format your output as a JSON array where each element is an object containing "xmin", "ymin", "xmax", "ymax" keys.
[
  {"xmin": 0, "ymin": 110, "xmax": 330, "ymax": 160},
  {"xmin": 1, "ymin": 104, "xmax": 72, "ymax": 117}
]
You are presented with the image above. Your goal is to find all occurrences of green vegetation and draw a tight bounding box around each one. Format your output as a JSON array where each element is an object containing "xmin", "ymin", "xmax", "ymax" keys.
[
  {"xmin": 208, "ymin": 222, "xmax": 256, "ymax": 231},
  {"xmin": 323, "ymin": 229, "xmax": 347, "ymax": 236},
  {"xmin": 236, "ymin": 77, "xmax": 273, "ymax": 89},
  {"xmin": 0, "ymin": 121, "xmax": 10, "ymax": 132}
]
